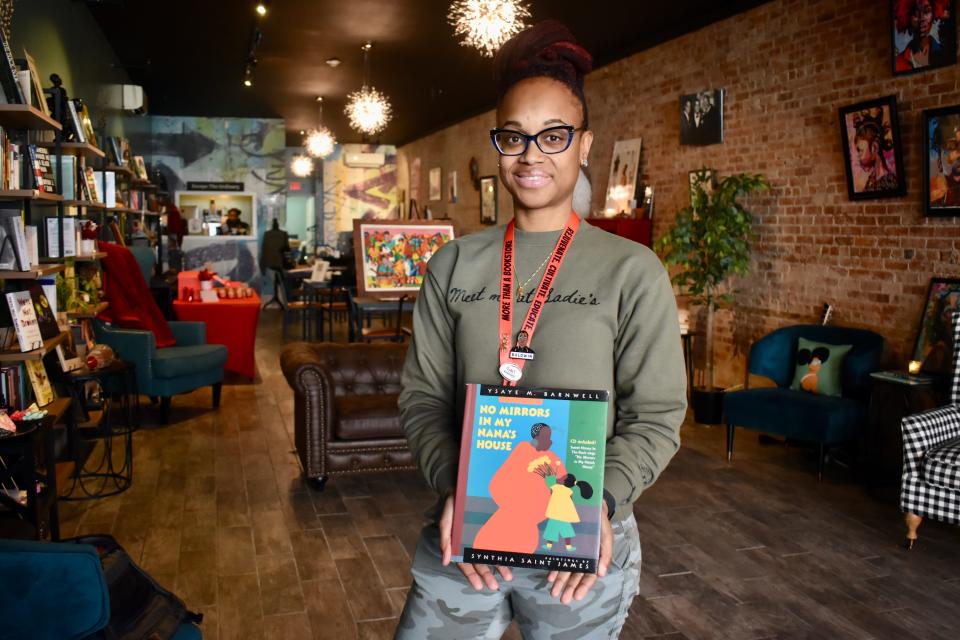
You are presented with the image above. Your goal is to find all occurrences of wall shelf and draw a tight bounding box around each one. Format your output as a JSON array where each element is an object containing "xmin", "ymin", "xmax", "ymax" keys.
[
  {"xmin": 0, "ymin": 190, "xmax": 64, "ymax": 203},
  {"xmin": 66, "ymin": 301, "xmax": 108, "ymax": 319},
  {"xmin": 0, "ymin": 264, "xmax": 66, "ymax": 280},
  {"xmin": 37, "ymin": 142, "xmax": 105, "ymax": 160},
  {"xmin": 0, "ymin": 332, "xmax": 68, "ymax": 363},
  {"xmin": 0, "ymin": 105, "xmax": 63, "ymax": 131},
  {"xmin": 104, "ymin": 165, "xmax": 134, "ymax": 177},
  {"xmin": 64, "ymin": 200, "xmax": 106, "ymax": 210}
]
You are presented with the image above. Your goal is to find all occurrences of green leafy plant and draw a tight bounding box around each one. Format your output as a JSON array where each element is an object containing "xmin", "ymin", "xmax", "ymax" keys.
[{"xmin": 654, "ymin": 170, "xmax": 769, "ymax": 390}]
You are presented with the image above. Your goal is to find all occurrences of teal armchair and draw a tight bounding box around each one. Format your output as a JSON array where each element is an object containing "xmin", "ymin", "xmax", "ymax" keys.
[
  {"xmin": 723, "ymin": 324, "xmax": 884, "ymax": 479},
  {"xmin": 94, "ymin": 319, "xmax": 227, "ymax": 423},
  {"xmin": 0, "ymin": 538, "xmax": 201, "ymax": 640}
]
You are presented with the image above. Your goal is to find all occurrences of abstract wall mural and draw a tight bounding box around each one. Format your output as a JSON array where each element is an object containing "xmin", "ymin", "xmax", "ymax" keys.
[{"xmin": 322, "ymin": 143, "xmax": 398, "ymax": 253}]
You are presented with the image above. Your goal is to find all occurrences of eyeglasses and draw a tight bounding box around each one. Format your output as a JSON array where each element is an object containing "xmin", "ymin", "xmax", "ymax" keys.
[{"xmin": 490, "ymin": 125, "xmax": 582, "ymax": 156}]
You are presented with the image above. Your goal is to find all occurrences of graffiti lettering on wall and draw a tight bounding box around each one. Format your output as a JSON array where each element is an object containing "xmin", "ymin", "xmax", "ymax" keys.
[{"xmin": 322, "ymin": 144, "xmax": 398, "ymax": 250}]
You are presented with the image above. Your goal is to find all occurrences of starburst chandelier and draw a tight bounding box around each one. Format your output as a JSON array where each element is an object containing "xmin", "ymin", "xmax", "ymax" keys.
[
  {"xmin": 290, "ymin": 154, "xmax": 313, "ymax": 177},
  {"xmin": 304, "ymin": 97, "xmax": 336, "ymax": 158},
  {"xmin": 448, "ymin": 0, "xmax": 530, "ymax": 57},
  {"xmin": 344, "ymin": 42, "xmax": 393, "ymax": 136}
]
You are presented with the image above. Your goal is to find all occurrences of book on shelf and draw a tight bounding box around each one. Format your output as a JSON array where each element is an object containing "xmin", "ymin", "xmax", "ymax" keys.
[
  {"xmin": 27, "ymin": 286, "xmax": 59, "ymax": 341},
  {"xmin": 93, "ymin": 170, "xmax": 115, "ymax": 206},
  {"xmin": 21, "ymin": 49, "xmax": 49, "ymax": 117},
  {"xmin": 133, "ymin": 155, "xmax": 148, "ymax": 180},
  {"xmin": 23, "ymin": 225, "xmax": 38, "ymax": 266},
  {"xmin": 0, "ymin": 27, "xmax": 24, "ymax": 104},
  {"xmin": 51, "ymin": 155, "xmax": 76, "ymax": 199},
  {"xmin": 5, "ymin": 290, "xmax": 42, "ymax": 352},
  {"xmin": 450, "ymin": 384, "xmax": 609, "ymax": 573},
  {"xmin": 0, "ymin": 212, "xmax": 31, "ymax": 270},
  {"xmin": 39, "ymin": 278, "xmax": 56, "ymax": 317},
  {"xmin": 26, "ymin": 145, "xmax": 56, "ymax": 193},
  {"xmin": 45, "ymin": 216, "xmax": 76, "ymax": 258},
  {"xmin": 82, "ymin": 166, "xmax": 100, "ymax": 203},
  {"xmin": 109, "ymin": 137, "xmax": 122, "ymax": 165},
  {"xmin": 67, "ymin": 100, "xmax": 85, "ymax": 143},
  {"xmin": 6, "ymin": 143, "xmax": 20, "ymax": 191},
  {"xmin": 55, "ymin": 327, "xmax": 83, "ymax": 373},
  {"xmin": 76, "ymin": 101, "xmax": 98, "ymax": 150},
  {"xmin": 24, "ymin": 359, "xmax": 53, "ymax": 407},
  {"xmin": 0, "ymin": 363, "xmax": 27, "ymax": 410},
  {"xmin": 869, "ymin": 370, "xmax": 935, "ymax": 386},
  {"xmin": 16, "ymin": 70, "xmax": 30, "ymax": 111}
]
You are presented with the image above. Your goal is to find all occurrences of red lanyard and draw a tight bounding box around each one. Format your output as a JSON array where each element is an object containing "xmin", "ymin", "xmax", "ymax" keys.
[{"xmin": 498, "ymin": 212, "xmax": 581, "ymax": 386}]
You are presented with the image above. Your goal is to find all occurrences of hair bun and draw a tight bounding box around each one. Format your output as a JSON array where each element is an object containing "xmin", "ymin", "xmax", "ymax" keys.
[{"xmin": 495, "ymin": 20, "xmax": 593, "ymax": 99}]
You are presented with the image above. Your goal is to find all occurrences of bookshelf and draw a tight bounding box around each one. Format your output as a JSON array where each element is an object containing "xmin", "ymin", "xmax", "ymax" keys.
[
  {"xmin": 66, "ymin": 301, "xmax": 108, "ymax": 319},
  {"xmin": 0, "ymin": 190, "xmax": 64, "ymax": 202},
  {"xmin": 0, "ymin": 332, "xmax": 69, "ymax": 363},
  {"xmin": 64, "ymin": 200, "xmax": 105, "ymax": 210},
  {"xmin": 37, "ymin": 141, "xmax": 104, "ymax": 160},
  {"xmin": 0, "ymin": 264, "xmax": 66, "ymax": 280},
  {"xmin": 0, "ymin": 104, "xmax": 62, "ymax": 131}
]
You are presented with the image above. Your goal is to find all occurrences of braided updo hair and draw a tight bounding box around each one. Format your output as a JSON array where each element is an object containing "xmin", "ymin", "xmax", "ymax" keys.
[{"xmin": 494, "ymin": 20, "xmax": 593, "ymax": 128}]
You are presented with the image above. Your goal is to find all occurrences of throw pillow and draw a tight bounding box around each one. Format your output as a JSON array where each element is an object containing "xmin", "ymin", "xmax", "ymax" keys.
[{"xmin": 789, "ymin": 338, "xmax": 852, "ymax": 397}]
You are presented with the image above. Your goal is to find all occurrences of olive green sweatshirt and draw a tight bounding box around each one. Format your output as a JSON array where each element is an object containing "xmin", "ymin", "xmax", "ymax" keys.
[{"xmin": 398, "ymin": 222, "xmax": 687, "ymax": 521}]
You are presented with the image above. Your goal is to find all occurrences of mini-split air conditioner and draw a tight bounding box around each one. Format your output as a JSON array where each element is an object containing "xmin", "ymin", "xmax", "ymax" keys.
[{"xmin": 344, "ymin": 152, "xmax": 385, "ymax": 168}]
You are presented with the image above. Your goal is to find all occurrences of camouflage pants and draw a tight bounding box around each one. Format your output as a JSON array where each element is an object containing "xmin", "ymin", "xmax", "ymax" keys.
[{"xmin": 395, "ymin": 514, "xmax": 642, "ymax": 639}]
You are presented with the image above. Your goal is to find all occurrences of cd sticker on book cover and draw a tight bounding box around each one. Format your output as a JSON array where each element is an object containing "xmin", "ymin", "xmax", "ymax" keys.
[{"xmin": 451, "ymin": 384, "xmax": 609, "ymax": 573}]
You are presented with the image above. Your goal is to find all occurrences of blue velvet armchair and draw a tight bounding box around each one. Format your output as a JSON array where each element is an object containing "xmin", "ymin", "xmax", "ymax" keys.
[
  {"xmin": 0, "ymin": 539, "xmax": 201, "ymax": 640},
  {"xmin": 723, "ymin": 324, "xmax": 883, "ymax": 479},
  {"xmin": 94, "ymin": 319, "xmax": 227, "ymax": 423}
]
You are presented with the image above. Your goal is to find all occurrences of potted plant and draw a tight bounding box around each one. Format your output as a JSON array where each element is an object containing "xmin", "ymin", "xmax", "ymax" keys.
[{"xmin": 655, "ymin": 169, "xmax": 769, "ymax": 424}]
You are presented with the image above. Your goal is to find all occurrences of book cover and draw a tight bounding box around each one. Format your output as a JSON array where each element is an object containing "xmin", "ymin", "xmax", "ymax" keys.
[
  {"xmin": 27, "ymin": 145, "xmax": 55, "ymax": 193},
  {"xmin": 23, "ymin": 226, "xmax": 38, "ymax": 266},
  {"xmin": 133, "ymin": 155, "xmax": 148, "ymax": 180},
  {"xmin": 451, "ymin": 384, "xmax": 609, "ymax": 573},
  {"xmin": 45, "ymin": 216, "xmax": 76, "ymax": 258},
  {"xmin": 5, "ymin": 290, "xmax": 42, "ymax": 352},
  {"xmin": 76, "ymin": 102, "xmax": 98, "ymax": 150},
  {"xmin": 67, "ymin": 100, "xmax": 85, "ymax": 143},
  {"xmin": 27, "ymin": 286, "xmax": 59, "ymax": 341},
  {"xmin": 0, "ymin": 28, "xmax": 24, "ymax": 104},
  {"xmin": 52, "ymin": 155, "xmax": 76, "ymax": 200},
  {"xmin": 109, "ymin": 137, "xmax": 122, "ymax": 165},
  {"xmin": 0, "ymin": 213, "xmax": 31, "ymax": 270},
  {"xmin": 83, "ymin": 166, "xmax": 100, "ymax": 203},
  {"xmin": 24, "ymin": 359, "xmax": 53, "ymax": 407}
]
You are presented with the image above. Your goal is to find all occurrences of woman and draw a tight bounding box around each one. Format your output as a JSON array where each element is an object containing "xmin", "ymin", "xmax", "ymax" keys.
[
  {"xmin": 397, "ymin": 21, "xmax": 687, "ymax": 638},
  {"xmin": 894, "ymin": 0, "xmax": 953, "ymax": 72}
]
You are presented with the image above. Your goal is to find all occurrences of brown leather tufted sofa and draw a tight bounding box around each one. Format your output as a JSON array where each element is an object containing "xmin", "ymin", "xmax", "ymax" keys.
[{"xmin": 280, "ymin": 342, "xmax": 416, "ymax": 490}]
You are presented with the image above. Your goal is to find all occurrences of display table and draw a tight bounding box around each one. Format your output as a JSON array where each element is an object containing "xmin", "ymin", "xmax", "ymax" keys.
[
  {"xmin": 586, "ymin": 217, "xmax": 652, "ymax": 247},
  {"xmin": 173, "ymin": 292, "xmax": 261, "ymax": 379}
]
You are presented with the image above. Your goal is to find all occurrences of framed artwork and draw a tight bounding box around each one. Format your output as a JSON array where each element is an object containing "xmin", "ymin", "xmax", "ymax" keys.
[
  {"xmin": 410, "ymin": 157, "xmax": 422, "ymax": 204},
  {"xmin": 913, "ymin": 277, "xmax": 960, "ymax": 374},
  {"xmin": 604, "ymin": 138, "xmax": 642, "ymax": 214},
  {"xmin": 892, "ymin": 0, "xmax": 957, "ymax": 76},
  {"xmin": 838, "ymin": 96, "xmax": 906, "ymax": 200},
  {"xmin": 352, "ymin": 219, "xmax": 456, "ymax": 298},
  {"xmin": 689, "ymin": 169, "xmax": 716, "ymax": 203},
  {"xmin": 480, "ymin": 175, "xmax": 498, "ymax": 225},
  {"xmin": 429, "ymin": 167, "xmax": 442, "ymax": 201},
  {"xmin": 449, "ymin": 170, "xmax": 459, "ymax": 203},
  {"xmin": 680, "ymin": 89, "xmax": 724, "ymax": 146},
  {"xmin": 22, "ymin": 49, "xmax": 49, "ymax": 116},
  {"xmin": 923, "ymin": 104, "xmax": 960, "ymax": 215}
]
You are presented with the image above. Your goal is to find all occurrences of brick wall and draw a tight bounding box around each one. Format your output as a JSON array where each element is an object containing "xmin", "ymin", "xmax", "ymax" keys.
[{"xmin": 398, "ymin": 0, "xmax": 960, "ymax": 387}]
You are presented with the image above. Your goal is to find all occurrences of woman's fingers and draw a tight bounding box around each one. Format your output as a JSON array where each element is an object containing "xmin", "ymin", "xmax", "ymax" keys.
[
  {"xmin": 496, "ymin": 565, "xmax": 513, "ymax": 582},
  {"xmin": 473, "ymin": 563, "xmax": 500, "ymax": 590},
  {"xmin": 597, "ymin": 516, "xmax": 614, "ymax": 577},
  {"xmin": 561, "ymin": 572, "xmax": 585, "ymax": 604},
  {"xmin": 573, "ymin": 573, "xmax": 597, "ymax": 601},
  {"xmin": 457, "ymin": 563, "xmax": 485, "ymax": 591},
  {"xmin": 546, "ymin": 570, "xmax": 558, "ymax": 583},
  {"xmin": 550, "ymin": 571, "xmax": 571, "ymax": 598},
  {"xmin": 438, "ymin": 495, "xmax": 455, "ymax": 566}
]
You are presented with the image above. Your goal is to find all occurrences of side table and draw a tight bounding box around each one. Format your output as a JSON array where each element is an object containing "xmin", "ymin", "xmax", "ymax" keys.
[
  {"xmin": 865, "ymin": 372, "xmax": 946, "ymax": 500},
  {"xmin": 0, "ymin": 410, "xmax": 64, "ymax": 540},
  {"xmin": 60, "ymin": 361, "xmax": 139, "ymax": 501}
]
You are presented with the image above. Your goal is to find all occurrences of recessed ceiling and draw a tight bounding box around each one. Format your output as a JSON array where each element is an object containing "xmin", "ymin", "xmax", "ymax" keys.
[{"xmin": 85, "ymin": 0, "xmax": 773, "ymax": 147}]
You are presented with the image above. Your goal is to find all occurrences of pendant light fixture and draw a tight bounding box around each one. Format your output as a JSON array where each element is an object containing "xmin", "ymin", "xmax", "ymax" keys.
[
  {"xmin": 290, "ymin": 154, "xmax": 313, "ymax": 178},
  {"xmin": 304, "ymin": 97, "xmax": 336, "ymax": 159},
  {"xmin": 344, "ymin": 42, "xmax": 393, "ymax": 136},
  {"xmin": 448, "ymin": 0, "xmax": 530, "ymax": 57}
]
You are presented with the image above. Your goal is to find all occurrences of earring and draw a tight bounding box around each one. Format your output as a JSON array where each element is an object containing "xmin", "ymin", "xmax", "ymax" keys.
[{"xmin": 581, "ymin": 159, "xmax": 589, "ymax": 168}]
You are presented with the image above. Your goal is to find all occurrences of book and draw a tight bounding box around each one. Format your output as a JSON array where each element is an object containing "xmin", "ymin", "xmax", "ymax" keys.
[
  {"xmin": 24, "ymin": 359, "xmax": 53, "ymax": 407},
  {"xmin": 0, "ymin": 28, "xmax": 23, "ymax": 104},
  {"xmin": 26, "ymin": 145, "xmax": 55, "ymax": 193},
  {"xmin": 93, "ymin": 170, "xmax": 115, "ymax": 206},
  {"xmin": 76, "ymin": 101, "xmax": 98, "ymax": 150},
  {"xmin": 67, "ymin": 100, "xmax": 85, "ymax": 143},
  {"xmin": 83, "ymin": 166, "xmax": 100, "ymax": 203},
  {"xmin": 45, "ymin": 216, "xmax": 76, "ymax": 258},
  {"xmin": 22, "ymin": 49, "xmax": 49, "ymax": 117},
  {"xmin": 51, "ymin": 155, "xmax": 76, "ymax": 199},
  {"xmin": 109, "ymin": 137, "xmax": 122, "ymax": 165},
  {"xmin": 5, "ymin": 290, "xmax": 42, "ymax": 352},
  {"xmin": 7, "ymin": 143, "xmax": 19, "ymax": 190},
  {"xmin": 55, "ymin": 328, "xmax": 83, "ymax": 373},
  {"xmin": 0, "ymin": 213, "xmax": 31, "ymax": 270},
  {"xmin": 451, "ymin": 384, "xmax": 610, "ymax": 573},
  {"xmin": 23, "ymin": 226, "xmax": 38, "ymax": 266},
  {"xmin": 869, "ymin": 370, "xmax": 935, "ymax": 386},
  {"xmin": 17, "ymin": 69, "xmax": 30, "ymax": 110},
  {"xmin": 133, "ymin": 155, "xmax": 148, "ymax": 180},
  {"xmin": 27, "ymin": 286, "xmax": 59, "ymax": 341}
]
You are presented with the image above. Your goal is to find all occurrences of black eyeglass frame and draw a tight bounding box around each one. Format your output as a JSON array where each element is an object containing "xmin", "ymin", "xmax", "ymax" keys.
[{"xmin": 489, "ymin": 125, "xmax": 583, "ymax": 156}]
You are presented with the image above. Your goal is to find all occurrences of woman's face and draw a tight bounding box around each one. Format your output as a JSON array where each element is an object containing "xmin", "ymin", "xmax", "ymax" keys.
[
  {"xmin": 912, "ymin": 0, "xmax": 934, "ymax": 37},
  {"xmin": 497, "ymin": 77, "xmax": 593, "ymax": 213}
]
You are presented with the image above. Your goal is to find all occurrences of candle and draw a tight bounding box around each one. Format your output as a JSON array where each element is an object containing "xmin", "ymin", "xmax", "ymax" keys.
[{"xmin": 908, "ymin": 360, "xmax": 922, "ymax": 375}]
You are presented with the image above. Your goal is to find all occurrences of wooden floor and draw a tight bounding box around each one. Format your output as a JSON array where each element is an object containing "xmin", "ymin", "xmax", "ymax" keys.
[{"xmin": 58, "ymin": 310, "xmax": 960, "ymax": 640}]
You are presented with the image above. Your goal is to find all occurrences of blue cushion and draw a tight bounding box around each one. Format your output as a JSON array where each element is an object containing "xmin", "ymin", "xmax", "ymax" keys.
[
  {"xmin": 172, "ymin": 623, "xmax": 204, "ymax": 640},
  {"xmin": 724, "ymin": 387, "xmax": 866, "ymax": 444},
  {"xmin": 153, "ymin": 344, "xmax": 228, "ymax": 379},
  {"xmin": 0, "ymin": 540, "xmax": 110, "ymax": 640}
]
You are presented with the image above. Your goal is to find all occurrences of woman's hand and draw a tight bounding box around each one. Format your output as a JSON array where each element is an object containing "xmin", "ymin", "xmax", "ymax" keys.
[
  {"xmin": 546, "ymin": 501, "xmax": 614, "ymax": 604},
  {"xmin": 438, "ymin": 492, "xmax": 513, "ymax": 590}
]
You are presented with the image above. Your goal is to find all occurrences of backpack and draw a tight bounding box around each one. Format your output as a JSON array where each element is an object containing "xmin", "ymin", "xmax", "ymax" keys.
[{"xmin": 66, "ymin": 534, "xmax": 203, "ymax": 640}]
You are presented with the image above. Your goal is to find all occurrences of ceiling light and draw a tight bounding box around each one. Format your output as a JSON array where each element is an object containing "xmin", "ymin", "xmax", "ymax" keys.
[
  {"xmin": 243, "ymin": 78, "xmax": 252, "ymax": 87},
  {"xmin": 304, "ymin": 97, "xmax": 336, "ymax": 158},
  {"xmin": 325, "ymin": 57, "xmax": 342, "ymax": 68},
  {"xmin": 255, "ymin": 2, "xmax": 268, "ymax": 16},
  {"xmin": 448, "ymin": 0, "xmax": 530, "ymax": 57},
  {"xmin": 290, "ymin": 154, "xmax": 313, "ymax": 177},
  {"xmin": 344, "ymin": 42, "xmax": 393, "ymax": 136}
]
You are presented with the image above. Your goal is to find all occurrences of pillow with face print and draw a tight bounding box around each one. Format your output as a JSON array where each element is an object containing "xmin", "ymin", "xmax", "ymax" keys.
[{"xmin": 789, "ymin": 338, "xmax": 852, "ymax": 397}]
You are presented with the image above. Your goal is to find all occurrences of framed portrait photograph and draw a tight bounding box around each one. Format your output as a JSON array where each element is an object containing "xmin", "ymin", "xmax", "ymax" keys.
[
  {"xmin": 428, "ymin": 167, "xmax": 442, "ymax": 201},
  {"xmin": 923, "ymin": 104, "xmax": 960, "ymax": 215},
  {"xmin": 892, "ymin": 0, "xmax": 957, "ymax": 76},
  {"xmin": 680, "ymin": 89, "xmax": 724, "ymax": 146},
  {"xmin": 353, "ymin": 219, "xmax": 456, "ymax": 298},
  {"xmin": 838, "ymin": 96, "xmax": 906, "ymax": 200},
  {"xmin": 689, "ymin": 168, "xmax": 716, "ymax": 203},
  {"xmin": 913, "ymin": 277, "xmax": 960, "ymax": 374},
  {"xmin": 604, "ymin": 138, "xmax": 642, "ymax": 214},
  {"xmin": 480, "ymin": 175, "xmax": 498, "ymax": 225}
]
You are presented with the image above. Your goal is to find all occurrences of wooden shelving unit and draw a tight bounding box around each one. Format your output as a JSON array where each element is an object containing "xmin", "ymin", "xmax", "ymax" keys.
[
  {"xmin": 106, "ymin": 206, "xmax": 140, "ymax": 214},
  {"xmin": 104, "ymin": 164, "xmax": 134, "ymax": 177},
  {"xmin": 64, "ymin": 200, "xmax": 106, "ymax": 210},
  {"xmin": 0, "ymin": 264, "xmax": 66, "ymax": 280},
  {"xmin": 0, "ymin": 104, "xmax": 62, "ymax": 131},
  {"xmin": 37, "ymin": 141, "xmax": 105, "ymax": 160},
  {"xmin": 66, "ymin": 301, "xmax": 108, "ymax": 319},
  {"xmin": 0, "ymin": 332, "xmax": 68, "ymax": 363},
  {"xmin": 74, "ymin": 252, "xmax": 107, "ymax": 262},
  {"xmin": 0, "ymin": 190, "xmax": 64, "ymax": 203}
]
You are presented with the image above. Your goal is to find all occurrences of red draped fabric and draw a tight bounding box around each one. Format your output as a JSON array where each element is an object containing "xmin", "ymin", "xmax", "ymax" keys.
[
  {"xmin": 173, "ymin": 294, "xmax": 261, "ymax": 379},
  {"xmin": 99, "ymin": 241, "xmax": 176, "ymax": 348}
]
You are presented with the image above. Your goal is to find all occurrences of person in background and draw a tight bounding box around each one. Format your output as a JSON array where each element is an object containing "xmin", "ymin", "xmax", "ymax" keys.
[
  {"xmin": 224, "ymin": 208, "xmax": 250, "ymax": 235},
  {"xmin": 261, "ymin": 219, "xmax": 291, "ymax": 306}
]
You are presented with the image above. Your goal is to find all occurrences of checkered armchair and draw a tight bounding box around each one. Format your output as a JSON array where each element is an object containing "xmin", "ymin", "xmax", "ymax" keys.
[{"xmin": 900, "ymin": 312, "xmax": 960, "ymax": 548}]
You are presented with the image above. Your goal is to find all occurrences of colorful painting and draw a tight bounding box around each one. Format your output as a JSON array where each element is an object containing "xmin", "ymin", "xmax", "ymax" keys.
[
  {"xmin": 839, "ymin": 96, "xmax": 906, "ymax": 200},
  {"xmin": 913, "ymin": 277, "xmax": 960, "ymax": 374},
  {"xmin": 923, "ymin": 105, "xmax": 960, "ymax": 215},
  {"xmin": 892, "ymin": 0, "xmax": 956, "ymax": 76},
  {"xmin": 353, "ymin": 220, "xmax": 455, "ymax": 297}
]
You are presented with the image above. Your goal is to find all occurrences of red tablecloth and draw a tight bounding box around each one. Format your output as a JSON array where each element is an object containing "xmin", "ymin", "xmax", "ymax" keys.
[{"xmin": 173, "ymin": 293, "xmax": 261, "ymax": 379}]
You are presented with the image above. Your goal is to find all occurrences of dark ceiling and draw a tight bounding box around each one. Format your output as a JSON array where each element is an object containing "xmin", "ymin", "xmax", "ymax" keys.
[{"xmin": 85, "ymin": 0, "xmax": 772, "ymax": 147}]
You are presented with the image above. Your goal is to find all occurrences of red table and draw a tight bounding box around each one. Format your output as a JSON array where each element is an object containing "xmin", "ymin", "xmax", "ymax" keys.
[{"xmin": 173, "ymin": 292, "xmax": 261, "ymax": 379}]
